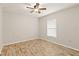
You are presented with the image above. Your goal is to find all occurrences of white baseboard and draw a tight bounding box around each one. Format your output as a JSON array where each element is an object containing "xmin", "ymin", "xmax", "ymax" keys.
[
  {"xmin": 39, "ymin": 36, "xmax": 79, "ymax": 51},
  {"xmin": 42, "ymin": 39, "xmax": 79, "ymax": 51},
  {"xmin": 0, "ymin": 37, "xmax": 39, "ymax": 54},
  {"xmin": 3, "ymin": 37, "xmax": 39, "ymax": 46}
]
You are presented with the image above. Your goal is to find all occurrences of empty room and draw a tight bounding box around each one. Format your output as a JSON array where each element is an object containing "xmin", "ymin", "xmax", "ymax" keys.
[{"xmin": 0, "ymin": 3, "xmax": 79, "ymax": 56}]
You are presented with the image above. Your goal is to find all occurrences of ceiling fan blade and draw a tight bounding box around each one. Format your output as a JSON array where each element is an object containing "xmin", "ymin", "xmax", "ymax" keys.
[
  {"xmin": 39, "ymin": 8, "xmax": 46, "ymax": 10},
  {"xmin": 30, "ymin": 10, "xmax": 34, "ymax": 13},
  {"xmin": 38, "ymin": 11, "xmax": 41, "ymax": 14},
  {"xmin": 26, "ymin": 7, "xmax": 34, "ymax": 9},
  {"xmin": 25, "ymin": 3, "xmax": 31, "ymax": 6}
]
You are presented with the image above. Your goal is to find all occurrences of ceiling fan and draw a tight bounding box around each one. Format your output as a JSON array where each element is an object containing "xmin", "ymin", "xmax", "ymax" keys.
[{"xmin": 26, "ymin": 3, "xmax": 46, "ymax": 14}]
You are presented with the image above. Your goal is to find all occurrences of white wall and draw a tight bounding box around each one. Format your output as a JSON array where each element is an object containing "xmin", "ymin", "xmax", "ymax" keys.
[
  {"xmin": 39, "ymin": 5, "xmax": 79, "ymax": 49},
  {"xmin": 3, "ymin": 9, "xmax": 39, "ymax": 45},
  {"xmin": 1, "ymin": 4, "xmax": 79, "ymax": 50},
  {"xmin": 0, "ymin": 6, "xmax": 2, "ymax": 52},
  {"xmin": 0, "ymin": 6, "xmax": 2, "ymax": 53}
]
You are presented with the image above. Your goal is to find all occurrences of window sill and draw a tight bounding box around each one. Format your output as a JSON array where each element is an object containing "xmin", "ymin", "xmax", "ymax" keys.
[{"xmin": 47, "ymin": 35, "xmax": 56, "ymax": 38}]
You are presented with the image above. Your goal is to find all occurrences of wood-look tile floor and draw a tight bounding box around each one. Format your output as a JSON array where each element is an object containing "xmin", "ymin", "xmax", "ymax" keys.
[{"xmin": 1, "ymin": 39, "xmax": 79, "ymax": 56}]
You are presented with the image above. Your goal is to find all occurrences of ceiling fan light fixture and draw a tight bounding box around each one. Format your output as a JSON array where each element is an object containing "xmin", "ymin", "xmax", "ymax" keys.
[{"xmin": 34, "ymin": 9, "xmax": 38, "ymax": 12}]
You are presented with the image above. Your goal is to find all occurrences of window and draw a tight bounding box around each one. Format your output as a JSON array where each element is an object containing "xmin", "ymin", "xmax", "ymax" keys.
[{"xmin": 47, "ymin": 19, "xmax": 56, "ymax": 37}]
